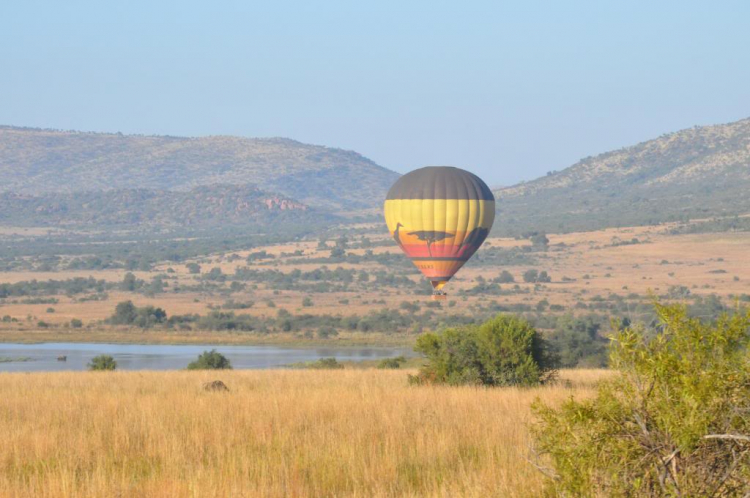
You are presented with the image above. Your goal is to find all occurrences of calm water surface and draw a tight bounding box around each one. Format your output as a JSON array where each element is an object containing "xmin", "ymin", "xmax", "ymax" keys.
[{"xmin": 0, "ymin": 343, "xmax": 413, "ymax": 372}]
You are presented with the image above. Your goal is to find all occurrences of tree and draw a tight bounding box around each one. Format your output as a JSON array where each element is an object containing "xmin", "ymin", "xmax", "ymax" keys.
[
  {"xmin": 111, "ymin": 301, "xmax": 137, "ymax": 325},
  {"xmin": 88, "ymin": 355, "xmax": 117, "ymax": 371},
  {"xmin": 186, "ymin": 262, "xmax": 201, "ymax": 274},
  {"xmin": 70, "ymin": 318, "xmax": 83, "ymax": 328},
  {"xmin": 530, "ymin": 233, "xmax": 549, "ymax": 250},
  {"xmin": 495, "ymin": 270, "xmax": 515, "ymax": 283},
  {"xmin": 523, "ymin": 269, "xmax": 551, "ymax": 283},
  {"xmin": 187, "ymin": 350, "xmax": 233, "ymax": 370},
  {"xmin": 523, "ymin": 269, "xmax": 539, "ymax": 283},
  {"xmin": 121, "ymin": 272, "xmax": 139, "ymax": 291},
  {"xmin": 548, "ymin": 315, "xmax": 607, "ymax": 367},
  {"xmin": 411, "ymin": 315, "xmax": 556, "ymax": 386},
  {"xmin": 204, "ymin": 267, "xmax": 225, "ymax": 281},
  {"xmin": 532, "ymin": 304, "xmax": 750, "ymax": 496},
  {"xmin": 109, "ymin": 301, "xmax": 166, "ymax": 328}
]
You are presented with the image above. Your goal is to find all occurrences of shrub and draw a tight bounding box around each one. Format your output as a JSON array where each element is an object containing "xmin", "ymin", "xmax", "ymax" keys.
[
  {"xmin": 410, "ymin": 315, "xmax": 556, "ymax": 386},
  {"xmin": 547, "ymin": 315, "xmax": 608, "ymax": 368},
  {"xmin": 187, "ymin": 350, "xmax": 232, "ymax": 370},
  {"xmin": 494, "ymin": 270, "xmax": 515, "ymax": 283},
  {"xmin": 532, "ymin": 304, "xmax": 750, "ymax": 496},
  {"xmin": 88, "ymin": 355, "xmax": 117, "ymax": 371},
  {"xmin": 316, "ymin": 326, "xmax": 338, "ymax": 338},
  {"xmin": 523, "ymin": 269, "xmax": 539, "ymax": 283},
  {"xmin": 70, "ymin": 318, "xmax": 83, "ymax": 328},
  {"xmin": 109, "ymin": 301, "xmax": 167, "ymax": 328},
  {"xmin": 308, "ymin": 357, "xmax": 344, "ymax": 369},
  {"xmin": 377, "ymin": 356, "xmax": 407, "ymax": 369}
]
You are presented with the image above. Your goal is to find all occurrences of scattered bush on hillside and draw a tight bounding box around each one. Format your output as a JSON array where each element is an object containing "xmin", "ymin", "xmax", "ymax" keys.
[
  {"xmin": 88, "ymin": 355, "xmax": 117, "ymax": 371},
  {"xmin": 187, "ymin": 350, "xmax": 232, "ymax": 370},
  {"xmin": 410, "ymin": 315, "xmax": 556, "ymax": 386},
  {"xmin": 532, "ymin": 303, "xmax": 750, "ymax": 496}
]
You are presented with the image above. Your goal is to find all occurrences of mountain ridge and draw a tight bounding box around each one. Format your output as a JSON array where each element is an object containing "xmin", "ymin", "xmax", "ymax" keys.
[
  {"xmin": 0, "ymin": 125, "xmax": 400, "ymax": 211},
  {"xmin": 494, "ymin": 117, "xmax": 750, "ymax": 233}
]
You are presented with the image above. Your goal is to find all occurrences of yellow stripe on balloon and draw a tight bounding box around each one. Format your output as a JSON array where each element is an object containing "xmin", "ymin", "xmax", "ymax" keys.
[{"xmin": 383, "ymin": 199, "xmax": 495, "ymax": 234}]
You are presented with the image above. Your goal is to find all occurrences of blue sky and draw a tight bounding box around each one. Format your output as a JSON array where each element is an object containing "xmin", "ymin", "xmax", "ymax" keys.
[{"xmin": 1, "ymin": 1, "xmax": 749, "ymax": 185}]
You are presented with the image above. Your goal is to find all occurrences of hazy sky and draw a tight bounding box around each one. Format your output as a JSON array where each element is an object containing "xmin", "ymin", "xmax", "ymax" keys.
[{"xmin": 1, "ymin": 1, "xmax": 749, "ymax": 185}]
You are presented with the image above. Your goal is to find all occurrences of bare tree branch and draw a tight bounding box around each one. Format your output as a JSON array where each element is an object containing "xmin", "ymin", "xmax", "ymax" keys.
[{"xmin": 704, "ymin": 434, "xmax": 750, "ymax": 443}]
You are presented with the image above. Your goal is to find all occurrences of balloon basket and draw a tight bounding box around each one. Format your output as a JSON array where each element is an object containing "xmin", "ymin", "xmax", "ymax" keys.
[{"xmin": 431, "ymin": 292, "xmax": 447, "ymax": 301}]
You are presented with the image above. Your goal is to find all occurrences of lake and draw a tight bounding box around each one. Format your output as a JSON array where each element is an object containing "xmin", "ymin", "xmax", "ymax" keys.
[{"xmin": 0, "ymin": 343, "xmax": 413, "ymax": 372}]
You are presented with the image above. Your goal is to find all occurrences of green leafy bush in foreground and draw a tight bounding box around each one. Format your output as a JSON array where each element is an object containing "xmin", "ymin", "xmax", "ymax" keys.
[
  {"xmin": 88, "ymin": 355, "xmax": 117, "ymax": 371},
  {"xmin": 411, "ymin": 315, "xmax": 556, "ymax": 386},
  {"xmin": 532, "ymin": 303, "xmax": 750, "ymax": 497},
  {"xmin": 187, "ymin": 350, "xmax": 233, "ymax": 370}
]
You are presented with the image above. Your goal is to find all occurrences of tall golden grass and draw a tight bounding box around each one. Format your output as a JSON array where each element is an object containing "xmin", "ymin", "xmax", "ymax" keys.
[{"xmin": 0, "ymin": 369, "xmax": 607, "ymax": 497}]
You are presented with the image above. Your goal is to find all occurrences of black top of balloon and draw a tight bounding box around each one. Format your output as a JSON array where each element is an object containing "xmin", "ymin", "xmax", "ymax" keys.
[{"xmin": 386, "ymin": 166, "xmax": 495, "ymax": 201}]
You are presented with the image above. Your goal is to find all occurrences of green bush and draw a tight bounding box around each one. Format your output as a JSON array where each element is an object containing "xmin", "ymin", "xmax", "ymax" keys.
[
  {"xmin": 377, "ymin": 356, "xmax": 407, "ymax": 369},
  {"xmin": 70, "ymin": 318, "xmax": 83, "ymax": 328},
  {"xmin": 308, "ymin": 357, "xmax": 344, "ymax": 369},
  {"xmin": 532, "ymin": 304, "xmax": 750, "ymax": 496},
  {"xmin": 410, "ymin": 315, "xmax": 556, "ymax": 386},
  {"xmin": 109, "ymin": 301, "xmax": 167, "ymax": 328},
  {"xmin": 187, "ymin": 350, "xmax": 233, "ymax": 370},
  {"xmin": 548, "ymin": 315, "xmax": 608, "ymax": 368},
  {"xmin": 88, "ymin": 355, "xmax": 117, "ymax": 371}
]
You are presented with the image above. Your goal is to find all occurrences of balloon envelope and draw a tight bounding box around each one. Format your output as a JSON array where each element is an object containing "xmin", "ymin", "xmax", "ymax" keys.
[{"xmin": 384, "ymin": 166, "xmax": 495, "ymax": 291}]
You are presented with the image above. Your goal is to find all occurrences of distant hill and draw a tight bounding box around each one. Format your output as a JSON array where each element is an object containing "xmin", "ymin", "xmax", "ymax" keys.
[
  {"xmin": 0, "ymin": 185, "xmax": 338, "ymax": 228},
  {"xmin": 0, "ymin": 126, "xmax": 399, "ymax": 211},
  {"xmin": 494, "ymin": 118, "xmax": 750, "ymax": 234}
]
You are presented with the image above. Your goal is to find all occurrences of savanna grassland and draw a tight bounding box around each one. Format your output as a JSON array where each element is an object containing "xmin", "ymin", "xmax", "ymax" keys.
[
  {"xmin": 0, "ymin": 368, "xmax": 608, "ymax": 498},
  {"xmin": 1, "ymin": 220, "xmax": 748, "ymax": 348}
]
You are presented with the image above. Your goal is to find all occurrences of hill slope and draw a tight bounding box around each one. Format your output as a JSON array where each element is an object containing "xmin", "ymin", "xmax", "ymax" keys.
[
  {"xmin": 0, "ymin": 126, "xmax": 399, "ymax": 210},
  {"xmin": 0, "ymin": 185, "xmax": 338, "ymax": 228},
  {"xmin": 494, "ymin": 118, "xmax": 750, "ymax": 233}
]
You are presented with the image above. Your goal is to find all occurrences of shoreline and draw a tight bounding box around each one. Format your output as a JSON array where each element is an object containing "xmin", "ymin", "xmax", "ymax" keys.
[{"xmin": 0, "ymin": 328, "xmax": 418, "ymax": 348}]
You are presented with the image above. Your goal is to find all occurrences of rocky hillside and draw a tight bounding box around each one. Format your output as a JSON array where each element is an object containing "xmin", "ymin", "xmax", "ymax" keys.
[
  {"xmin": 0, "ymin": 126, "xmax": 399, "ymax": 210},
  {"xmin": 495, "ymin": 118, "xmax": 750, "ymax": 233},
  {"xmin": 0, "ymin": 185, "xmax": 337, "ymax": 228}
]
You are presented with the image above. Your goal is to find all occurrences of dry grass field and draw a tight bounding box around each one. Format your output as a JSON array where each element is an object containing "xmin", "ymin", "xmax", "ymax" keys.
[{"xmin": 0, "ymin": 368, "xmax": 607, "ymax": 498}]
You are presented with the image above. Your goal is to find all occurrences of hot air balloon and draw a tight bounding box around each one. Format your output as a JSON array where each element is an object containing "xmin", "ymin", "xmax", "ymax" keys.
[{"xmin": 384, "ymin": 166, "xmax": 495, "ymax": 299}]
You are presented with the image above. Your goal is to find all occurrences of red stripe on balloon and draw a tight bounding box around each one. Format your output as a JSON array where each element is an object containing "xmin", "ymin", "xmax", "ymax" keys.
[{"xmin": 399, "ymin": 244, "xmax": 480, "ymax": 259}]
